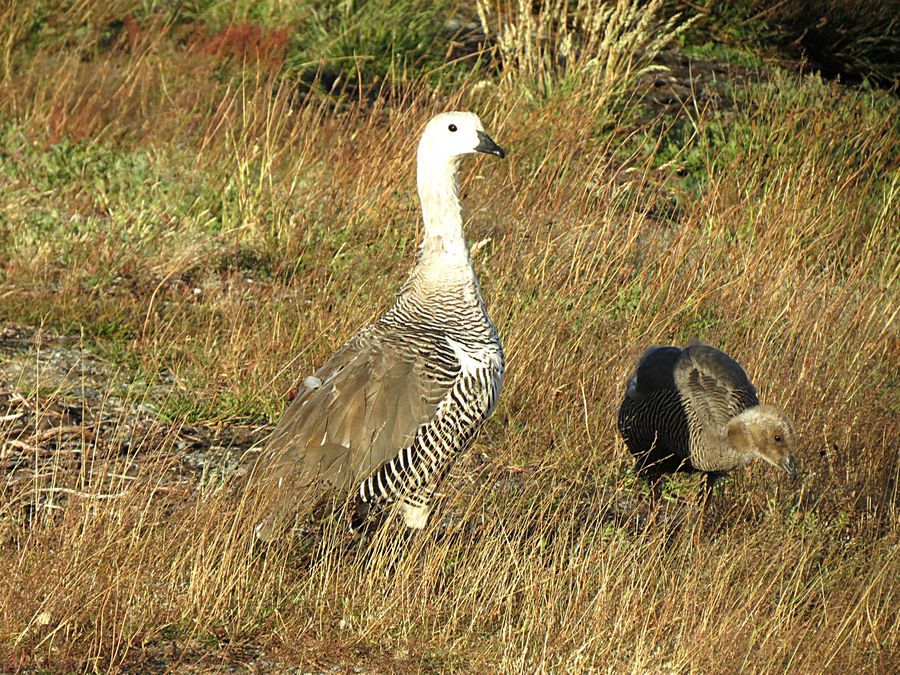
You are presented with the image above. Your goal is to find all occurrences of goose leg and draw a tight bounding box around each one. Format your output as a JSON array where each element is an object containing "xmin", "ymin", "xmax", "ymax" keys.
[
  {"xmin": 648, "ymin": 475, "xmax": 664, "ymax": 502},
  {"xmin": 701, "ymin": 471, "xmax": 726, "ymax": 504},
  {"xmin": 694, "ymin": 471, "xmax": 727, "ymax": 542},
  {"xmin": 639, "ymin": 472, "xmax": 667, "ymax": 530},
  {"xmin": 399, "ymin": 499, "xmax": 432, "ymax": 530}
]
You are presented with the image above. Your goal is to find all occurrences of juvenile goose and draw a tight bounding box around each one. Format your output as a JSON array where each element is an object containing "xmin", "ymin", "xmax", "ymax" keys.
[
  {"xmin": 617, "ymin": 341, "xmax": 798, "ymax": 498},
  {"xmin": 251, "ymin": 112, "xmax": 506, "ymax": 541}
]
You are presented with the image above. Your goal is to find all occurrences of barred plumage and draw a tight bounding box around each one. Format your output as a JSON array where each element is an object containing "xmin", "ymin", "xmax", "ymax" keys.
[
  {"xmin": 250, "ymin": 112, "xmax": 506, "ymax": 540},
  {"xmin": 617, "ymin": 341, "xmax": 799, "ymax": 496}
]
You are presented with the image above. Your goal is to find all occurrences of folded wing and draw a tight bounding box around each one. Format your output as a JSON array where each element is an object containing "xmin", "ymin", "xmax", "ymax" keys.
[
  {"xmin": 675, "ymin": 341, "xmax": 759, "ymax": 428},
  {"xmin": 252, "ymin": 333, "xmax": 456, "ymax": 539}
]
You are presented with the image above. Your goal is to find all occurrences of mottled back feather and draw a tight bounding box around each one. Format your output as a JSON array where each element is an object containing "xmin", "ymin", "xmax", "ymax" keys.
[
  {"xmin": 624, "ymin": 346, "xmax": 682, "ymax": 402},
  {"xmin": 674, "ymin": 341, "xmax": 759, "ymax": 429}
]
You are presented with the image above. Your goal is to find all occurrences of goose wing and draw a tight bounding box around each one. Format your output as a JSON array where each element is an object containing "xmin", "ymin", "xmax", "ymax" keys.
[
  {"xmin": 675, "ymin": 341, "xmax": 759, "ymax": 427},
  {"xmin": 252, "ymin": 331, "xmax": 456, "ymax": 538}
]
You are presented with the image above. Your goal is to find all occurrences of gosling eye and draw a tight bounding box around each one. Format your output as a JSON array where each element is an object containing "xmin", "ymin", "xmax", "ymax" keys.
[
  {"xmin": 774, "ymin": 434, "xmax": 783, "ymax": 443},
  {"xmin": 448, "ymin": 124, "xmax": 457, "ymax": 132}
]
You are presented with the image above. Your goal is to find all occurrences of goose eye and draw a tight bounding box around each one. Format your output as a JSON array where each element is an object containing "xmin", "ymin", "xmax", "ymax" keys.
[{"xmin": 448, "ymin": 124, "xmax": 457, "ymax": 132}]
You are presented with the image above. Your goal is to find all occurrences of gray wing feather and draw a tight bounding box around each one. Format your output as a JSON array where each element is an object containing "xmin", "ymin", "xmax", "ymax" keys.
[
  {"xmin": 251, "ymin": 333, "xmax": 454, "ymax": 539},
  {"xmin": 675, "ymin": 341, "xmax": 759, "ymax": 427}
]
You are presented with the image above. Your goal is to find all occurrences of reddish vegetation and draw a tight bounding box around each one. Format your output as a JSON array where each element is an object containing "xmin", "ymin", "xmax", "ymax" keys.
[
  {"xmin": 189, "ymin": 23, "xmax": 291, "ymax": 69},
  {"xmin": 120, "ymin": 17, "xmax": 290, "ymax": 68},
  {"xmin": 122, "ymin": 15, "xmax": 141, "ymax": 50},
  {"xmin": 120, "ymin": 14, "xmax": 170, "ymax": 52}
]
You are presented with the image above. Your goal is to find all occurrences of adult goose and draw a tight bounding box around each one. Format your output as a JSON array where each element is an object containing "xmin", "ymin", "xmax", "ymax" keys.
[{"xmin": 251, "ymin": 112, "xmax": 506, "ymax": 540}]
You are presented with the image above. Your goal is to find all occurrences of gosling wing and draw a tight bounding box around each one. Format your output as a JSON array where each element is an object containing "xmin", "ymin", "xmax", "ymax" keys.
[{"xmin": 676, "ymin": 341, "xmax": 759, "ymax": 427}]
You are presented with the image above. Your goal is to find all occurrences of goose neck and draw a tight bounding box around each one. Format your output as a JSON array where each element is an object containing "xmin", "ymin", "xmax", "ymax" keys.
[{"xmin": 417, "ymin": 156, "xmax": 468, "ymax": 261}]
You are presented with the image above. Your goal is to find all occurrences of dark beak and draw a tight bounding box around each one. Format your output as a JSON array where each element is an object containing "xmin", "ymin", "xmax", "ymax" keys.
[
  {"xmin": 475, "ymin": 130, "xmax": 506, "ymax": 159},
  {"xmin": 781, "ymin": 455, "xmax": 798, "ymax": 480}
]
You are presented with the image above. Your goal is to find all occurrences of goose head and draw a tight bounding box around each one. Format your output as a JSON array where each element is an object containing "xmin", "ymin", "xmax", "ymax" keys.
[
  {"xmin": 726, "ymin": 404, "xmax": 799, "ymax": 479},
  {"xmin": 417, "ymin": 112, "xmax": 505, "ymax": 169}
]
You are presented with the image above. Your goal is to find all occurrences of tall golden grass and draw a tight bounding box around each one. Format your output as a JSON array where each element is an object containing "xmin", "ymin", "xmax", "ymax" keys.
[{"xmin": 0, "ymin": 1, "xmax": 897, "ymax": 671}]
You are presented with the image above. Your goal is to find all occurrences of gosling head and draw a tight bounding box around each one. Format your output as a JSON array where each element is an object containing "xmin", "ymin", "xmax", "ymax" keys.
[
  {"xmin": 726, "ymin": 404, "xmax": 798, "ymax": 479},
  {"xmin": 417, "ymin": 112, "xmax": 505, "ymax": 168}
]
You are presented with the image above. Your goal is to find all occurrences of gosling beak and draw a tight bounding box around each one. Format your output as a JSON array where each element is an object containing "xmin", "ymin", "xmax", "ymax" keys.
[
  {"xmin": 475, "ymin": 130, "xmax": 506, "ymax": 159},
  {"xmin": 781, "ymin": 455, "xmax": 798, "ymax": 480}
]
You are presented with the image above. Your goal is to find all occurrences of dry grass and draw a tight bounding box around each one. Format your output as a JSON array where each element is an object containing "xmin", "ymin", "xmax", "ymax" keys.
[
  {"xmin": 0, "ymin": 1, "xmax": 898, "ymax": 672},
  {"xmin": 477, "ymin": 0, "xmax": 693, "ymax": 103}
]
